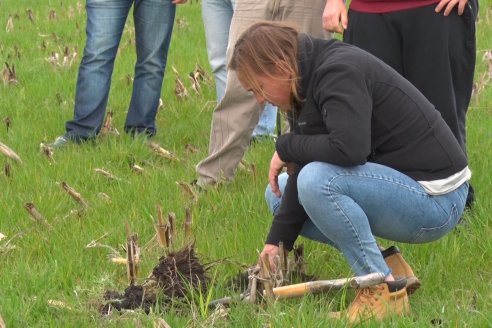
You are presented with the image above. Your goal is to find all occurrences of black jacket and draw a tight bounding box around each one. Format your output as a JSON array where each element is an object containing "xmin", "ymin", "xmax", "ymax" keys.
[{"xmin": 266, "ymin": 36, "xmax": 467, "ymax": 250}]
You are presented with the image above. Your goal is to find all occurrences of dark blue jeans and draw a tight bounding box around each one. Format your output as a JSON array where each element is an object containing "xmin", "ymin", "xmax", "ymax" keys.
[{"xmin": 65, "ymin": 0, "xmax": 176, "ymax": 140}]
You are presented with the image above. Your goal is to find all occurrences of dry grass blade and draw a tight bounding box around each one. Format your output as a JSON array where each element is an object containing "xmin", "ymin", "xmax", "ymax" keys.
[
  {"xmin": 484, "ymin": 50, "xmax": 492, "ymax": 77},
  {"xmin": 184, "ymin": 143, "xmax": 199, "ymax": 153},
  {"xmin": 46, "ymin": 51, "xmax": 59, "ymax": 67},
  {"xmin": 26, "ymin": 9, "xmax": 35, "ymax": 23},
  {"xmin": 154, "ymin": 205, "xmax": 169, "ymax": 248},
  {"xmin": 238, "ymin": 159, "xmax": 255, "ymax": 174},
  {"xmin": 24, "ymin": 202, "xmax": 51, "ymax": 228},
  {"xmin": 246, "ymin": 266, "xmax": 259, "ymax": 304},
  {"xmin": 2, "ymin": 63, "xmax": 18, "ymax": 85},
  {"xmin": 177, "ymin": 181, "xmax": 198, "ymax": 203},
  {"xmin": 188, "ymin": 72, "xmax": 201, "ymax": 95},
  {"xmin": 278, "ymin": 242, "xmax": 287, "ymax": 278},
  {"xmin": 0, "ymin": 312, "xmax": 5, "ymax": 328},
  {"xmin": 259, "ymin": 253, "xmax": 275, "ymax": 301},
  {"xmin": 6, "ymin": 15, "xmax": 13, "ymax": 32},
  {"xmin": 175, "ymin": 76, "xmax": 188, "ymax": 100},
  {"xmin": 176, "ymin": 17, "xmax": 188, "ymax": 29},
  {"xmin": 40, "ymin": 143, "xmax": 54, "ymax": 162},
  {"xmin": 126, "ymin": 225, "xmax": 140, "ymax": 286},
  {"xmin": 111, "ymin": 257, "xmax": 128, "ymax": 265},
  {"xmin": 184, "ymin": 208, "xmax": 193, "ymax": 240},
  {"xmin": 0, "ymin": 233, "xmax": 17, "ymax": 254},
  {"xmin": 61, "ymin": 181, "xmax": 88, "ymax": 208},
  {"xmin": 3, "ymin": 117, "xmax": 11, "ymax": 132},
  {"xmin": 155, "ymin": 318, "xmax": 172, "ymax": 328},
  {"xmin": 202, "ymin": 304, "xmax": 229, "ymax": 326},
  {"xmin": 167, "ymin": 212, "xmax": 176, "ymax": 239},
  {"xmin": 49, "ymin": 9, "xmax": 56, "ymax": 20},
  {"xmin": 292, "ymin": 244, "xmax": 306, "ymax": 274},
  {"xmin": 0, "ymin": 141, "xmax": 23, "ymax": 163},
  {"xmin": 94, "ymin": 168, "xmax": 120, "ymax": 181},
  {"xmin": 130, "ymin": 163, "xmax": 144, "ymax": 173},
  {"xmin": 47, "ymin": 300, "xmax": 72, "ymax": 310},
  {"xmin": 148, "ymin": 141, "xmax": 179, "ymax": 161},
  {"xmin": 99, "ymin": 111, "xmax": 119, "ymax": 136},
  {"xmin": 97, "ymin": 192, "xmax": 112, "ymax": 202},
  {"xmin": 85, "ymin": 233, "xmax": 109, "ymax": 248},
  {"xmin": 193, "ymin": 63, "xmax": 210, "ymax": 84},
  {"xmin": 4, "ymin": 162, "xmax": 11, "ymax": 177},
  {"xmin": 472, "ymin": 72, "xmax": 491, "ymax": 100}
]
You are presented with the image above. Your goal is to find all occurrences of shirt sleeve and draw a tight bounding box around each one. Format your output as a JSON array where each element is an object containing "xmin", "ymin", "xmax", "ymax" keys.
[{"xmin": 265, "ymin": 170, "xmax": 309, "ymax": 250}]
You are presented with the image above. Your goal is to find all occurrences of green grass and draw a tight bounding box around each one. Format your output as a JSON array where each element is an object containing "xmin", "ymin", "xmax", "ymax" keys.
[{"xmin": 1, "ymin": 1, "xmax": 491, "ymax": 327}]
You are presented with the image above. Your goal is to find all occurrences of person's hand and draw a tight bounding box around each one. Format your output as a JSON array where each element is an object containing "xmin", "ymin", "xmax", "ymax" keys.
[
  {"xmin": 269, "ymin": 151, "xmax": 286, "ymax": 197},
  {"xmin": 435, "ymin": 0, "xmax": 468, "ymax": 16},
  {"xmin": 322, "ymin": 0, "xmax": 348, "ymax": 33},
  {"xmin": 259, "ymin": 244, "xmax": 280, "ymax": 272},
  {"xmin": 172, "ymin": 0, "xmax": 187, "ymax": 4}
]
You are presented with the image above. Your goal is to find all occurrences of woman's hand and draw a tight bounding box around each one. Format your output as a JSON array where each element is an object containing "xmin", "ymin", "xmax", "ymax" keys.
[
  {"xmin": 260, "ymin": 244, "xmax": 280, "ymax": 271},
  {"xmin": 269, "ymin": 151, "xmax": 286, "ymax": 197},
  {"xmin": 435, "ymin": 0, "xmax": 468, "ymax": 16}
]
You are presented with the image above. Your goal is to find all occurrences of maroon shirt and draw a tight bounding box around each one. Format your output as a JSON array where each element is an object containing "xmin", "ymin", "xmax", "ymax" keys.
[{"xmin": 350, "ymin": 0, "xmax": 439, "ymax": 13}]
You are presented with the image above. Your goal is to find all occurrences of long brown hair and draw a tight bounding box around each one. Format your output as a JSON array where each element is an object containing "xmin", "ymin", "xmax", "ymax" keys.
[{"xmin": 229, "ymin": 21, "xmax": 301, "ymax": 110}]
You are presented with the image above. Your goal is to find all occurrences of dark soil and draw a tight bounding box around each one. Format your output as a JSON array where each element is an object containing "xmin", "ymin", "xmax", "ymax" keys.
[{"xmin": 100, "ymin": 244, "xmax": 208, "ymax": 315}]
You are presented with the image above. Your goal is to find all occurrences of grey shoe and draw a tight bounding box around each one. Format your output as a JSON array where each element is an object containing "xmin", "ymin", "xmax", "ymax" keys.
[{"xmin": 48, "ymin": 136, "xmax": 69, "ymax": 148}]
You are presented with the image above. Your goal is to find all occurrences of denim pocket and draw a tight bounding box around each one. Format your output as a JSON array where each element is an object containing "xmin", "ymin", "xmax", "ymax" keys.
[{"xmin": 410, "ymin": 203, "xmax": 460, "ymax": 243}]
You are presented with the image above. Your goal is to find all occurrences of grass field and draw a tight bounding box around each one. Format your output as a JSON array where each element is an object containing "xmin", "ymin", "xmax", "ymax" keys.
[{"xmin": 1, "ymin": 1, "xmax": 491, "ymax": 327}]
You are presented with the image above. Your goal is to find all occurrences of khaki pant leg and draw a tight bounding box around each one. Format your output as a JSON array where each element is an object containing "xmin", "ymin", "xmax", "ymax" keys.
[
  {"xmin": 272, "ymin": 0, "xmax": 330, "ymax": 38},
  {"xmin": 196, "ymin": 0, "xmax": 330, "ymax": 186}
]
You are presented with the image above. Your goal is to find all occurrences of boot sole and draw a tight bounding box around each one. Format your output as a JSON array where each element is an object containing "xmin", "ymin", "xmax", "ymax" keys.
[{"xmin": 406, "ymin": 276, "xmax": 421, "ymax": 295}]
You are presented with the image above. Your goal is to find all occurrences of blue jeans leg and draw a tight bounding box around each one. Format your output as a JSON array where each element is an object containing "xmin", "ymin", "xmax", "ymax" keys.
[
  {"xmin": 202, "ymin": 0, "xmax": 235, "ymax": 102},
  {"xmin": 124, "ymin": 0, "xmax": 176, "ymax": 136},
  {"xmin": 266, "ymin": 163, "xmax": 468, "ymax": 276},
  {"xmin": 253, "ymin": 103, "xmax": 277, "ymax": 137},
  {"xmin": 265, "ymin": 172, "xmax": 336, "ymax": 246},
  {"xmin": 66, "ymin": 0, "xmax": 132, "ymax": 141}
]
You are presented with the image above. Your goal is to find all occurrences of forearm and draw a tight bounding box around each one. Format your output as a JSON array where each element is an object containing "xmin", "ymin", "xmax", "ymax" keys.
[{"xmin": 265, "ymin": 170, "xmax": 309, "ymax": 250}]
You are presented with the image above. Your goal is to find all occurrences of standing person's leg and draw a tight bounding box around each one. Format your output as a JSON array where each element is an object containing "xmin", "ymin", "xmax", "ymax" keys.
[
  {"xmin": 397, "ymin": 5, "xmax": 478, "ymax": 207},
  {"xmin": 395, "ymin": 5, "xmax": 476, "ymax": 153},
  {"xmin": 202, "ymin": 0, "xmax": 235, "ymax": 101},
  {"xmin": 65, "ymin": 0, "xmax": 132, "ymax": 142},
  {"xmin": 296, "ymin": 162, "xmax": 467, "ymax": 276},
  {"xmin": 196, "ymin": 0, "xmax": 330, "ymax": 186},
  {"xmin": 196, "ymin": 0, "xmax": 273, "ymax": 186},
  {"xmin": 252, "ymin": 103, "xmax": 277, "ymax": 139},
  {"xmin": 124, "ymin": 0, "xmax": 176, "ymax": 136},
  {"xmin": 343, "ymin": 10, "xmax": 402, "ymax": 73},
  {"xmin": 274, "ymin": 0, "xmax": 331, "ymax": 39}
]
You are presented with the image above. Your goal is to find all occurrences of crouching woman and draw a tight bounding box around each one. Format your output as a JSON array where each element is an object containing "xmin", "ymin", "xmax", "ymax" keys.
[{"xmin": 230, "ymin": 21, "xmax": 470, "ymax": 322}]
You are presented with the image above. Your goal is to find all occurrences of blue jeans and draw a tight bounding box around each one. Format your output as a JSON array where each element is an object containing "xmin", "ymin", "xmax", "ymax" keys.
[
  {"xmin": 65, "ymin": 0, "xmax": 176, "ymax": 141},
  {"xmin": 265, "ymin": 162, "xmax": 468, "ymax": 276},
  {"xmin": 202, "ymin": 0, "xmax": 235, "ymax": 102},
  {"xmin": 253, "ymin": 103, "xmax": 278, "ymax": 138},
  {"xmin": 202, "ymin": 0, "xmax": 277, "ymax": 137}
]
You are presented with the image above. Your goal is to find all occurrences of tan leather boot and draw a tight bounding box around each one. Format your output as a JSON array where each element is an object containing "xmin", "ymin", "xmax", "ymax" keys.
[
  {"xmin": 381, "ymin": 246, "xmax": 421, "ymax": 295},
  {"xmin": 330, "ymin": 280, "xmax": 410, "ymax": 324}
]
